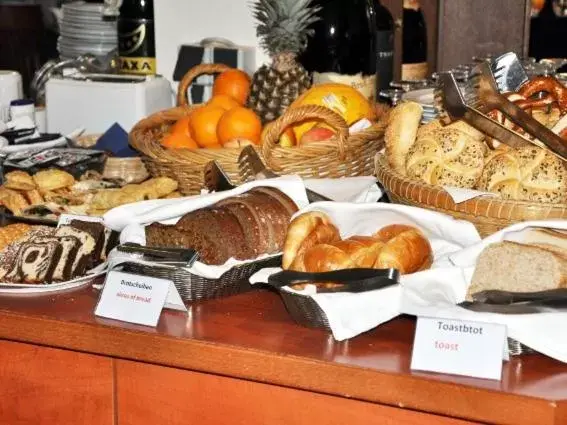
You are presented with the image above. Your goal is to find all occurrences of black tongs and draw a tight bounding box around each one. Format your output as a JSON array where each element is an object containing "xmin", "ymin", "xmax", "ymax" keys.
[
  {"xmin": 117, "ymin": 243, "xmax": 199, "ymax": 266},
  {"xmin": 267, "ymin": 268, "xmax": 400, "ymax": 294}
]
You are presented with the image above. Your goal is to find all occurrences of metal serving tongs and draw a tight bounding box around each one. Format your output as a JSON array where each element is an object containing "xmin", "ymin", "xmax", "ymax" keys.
[
  {"xmin": 117, "ymin": 243, "xmax": 200, "ymax": 267},
  {"xmin": 440, "ymin": 72, "xmax": 534, "ymax": 150},
  {"xmin": 465, "ymin": 61, "xmax": 567, "ymax": 161},
  {"xmin": 458, "ymin": 288, "xmax": 567, "ymax": 314},
  {"xmin": 266, "ymin": 268, "xmax": 400, "ymax": 294},
  {"xmin": 238, "ymin": 145, "xmax": 332, "ymax": 203},
  {"xmin": 490, "ymin": 52, "xmax": 529, "ymax": 93}
]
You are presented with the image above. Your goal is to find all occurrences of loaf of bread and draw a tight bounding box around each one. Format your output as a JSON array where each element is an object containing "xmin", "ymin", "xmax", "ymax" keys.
[
  {"xmin": 385, "ymin": 101, "xmax": 423, "ymax": 175},
  {"xmin": 476, "ymin": 146, "xmax": 567, "ymax": 203},
  {"xmin": 145, "ymin": 187, "xmax": 298, "ymax": 265},
  {"xmin": 283, "ymin": 212, "xmax": 432, "ymax": 274},
  {"xmin": 405, "ymin": 127, "xmax": 487, "ymax": 188},
  {"xmin": 468, "ymin": 241, "xmax": 567, "ymax": 299}
]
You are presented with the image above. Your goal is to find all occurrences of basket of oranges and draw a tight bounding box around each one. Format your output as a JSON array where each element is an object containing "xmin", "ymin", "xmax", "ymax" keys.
[{"xmin": 130, "ymin": 63, "xmax": 263, "ymax": 194}]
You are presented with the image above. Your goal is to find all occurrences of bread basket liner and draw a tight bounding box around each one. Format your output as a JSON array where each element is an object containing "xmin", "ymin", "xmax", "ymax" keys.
[{"xmin": 250, "ymin": 204, "xmax": 561, "ymax": 356}]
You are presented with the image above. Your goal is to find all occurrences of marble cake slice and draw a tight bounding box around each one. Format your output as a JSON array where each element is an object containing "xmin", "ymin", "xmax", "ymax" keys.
[
  {"xmin": 55, "ymin": 226, "xmax": 96, "ymax": 275},
  {"xmin": 69, "ymin": 220, "xmax": 106, "ymax": 265},
  {"xmin": 31, "ymin": 236, "xmax": 80, "ymax": 281},
  {"xmin": 101, "ymin": 228, "xmax": 120, "ymax": 261},
  {"xmin": 18, "ymin": 241, "xmax": 62, "ymax": 284}
]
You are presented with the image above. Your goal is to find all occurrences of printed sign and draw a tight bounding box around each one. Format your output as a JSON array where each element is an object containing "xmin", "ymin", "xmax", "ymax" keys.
[{"xmin": 410, "ymin": 317, "xmax": 507, "ymax": 380}]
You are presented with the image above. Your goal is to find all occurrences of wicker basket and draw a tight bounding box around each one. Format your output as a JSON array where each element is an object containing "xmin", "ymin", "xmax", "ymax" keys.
[
  {"xmin": 76, "ymin": 134, "xmax": 149, "ymax": 184},
  {"xmin": 129, "ymin": 63, "xmax": 258, "ymax": 195},
  {"xmin": 375, "ymin": 153, "xmax": 567, "ymax": 237},
  {"xmin": 260, "ymin": 105, "xmax": 386, "ymax": 179}
]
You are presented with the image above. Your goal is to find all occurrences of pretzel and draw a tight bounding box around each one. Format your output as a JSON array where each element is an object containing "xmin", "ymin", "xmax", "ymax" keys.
[{"xmin": 517, "ymin": 76, "xmax": 567, "ymax": 113}]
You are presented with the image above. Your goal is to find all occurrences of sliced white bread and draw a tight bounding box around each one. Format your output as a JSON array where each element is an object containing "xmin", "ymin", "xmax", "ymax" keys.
[{"xmin": 468, "ymin": 241, "xmax": 567, "ymax": 299}]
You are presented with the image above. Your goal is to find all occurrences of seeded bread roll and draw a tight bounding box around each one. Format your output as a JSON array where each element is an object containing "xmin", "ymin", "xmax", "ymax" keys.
[
  {"xmin": 406, "ymin": 127, "xmax": 486, "ymax": 188},
  {"xmin": 477, "ymin": 146, "xmax": 567, "ymax": 203}
]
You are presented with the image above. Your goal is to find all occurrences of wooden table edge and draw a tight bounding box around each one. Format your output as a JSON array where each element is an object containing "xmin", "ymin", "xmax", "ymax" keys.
[{"xmin": 0, "ymin": 307, "xmax": 566, "ymax": 424}]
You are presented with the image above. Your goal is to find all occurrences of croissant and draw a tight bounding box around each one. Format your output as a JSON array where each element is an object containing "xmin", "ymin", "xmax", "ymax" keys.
[{"xmin": 283, "ymin": 212, "xmax": 433, "ymax": 274}]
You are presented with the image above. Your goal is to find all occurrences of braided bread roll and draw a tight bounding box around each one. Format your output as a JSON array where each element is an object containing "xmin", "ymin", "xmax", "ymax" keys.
[
  {"xmin": 477, "ymin": 146, "xmax": 567, "ymax": 203},
  {"xmin": 284, "ymin": 212, "xmax": 433, "ymax": 274},
  {"xmin": 405, "ymin": 127, "xmax": 487, "ymax": 188}
]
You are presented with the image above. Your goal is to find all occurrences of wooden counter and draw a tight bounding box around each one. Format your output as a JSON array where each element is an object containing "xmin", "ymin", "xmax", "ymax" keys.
[{"xmin": 0, "ymin": 286, "xmax": 566, "ymax": 425}]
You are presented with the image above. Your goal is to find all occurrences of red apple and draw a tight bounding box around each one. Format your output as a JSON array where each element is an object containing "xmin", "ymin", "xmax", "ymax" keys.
[{"xmin": 299, "ymin": 125, "xmax": 336, "ymax": 145}]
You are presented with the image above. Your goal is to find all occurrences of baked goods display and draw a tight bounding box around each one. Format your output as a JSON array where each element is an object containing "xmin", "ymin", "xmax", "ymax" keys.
[
  {"xmin": 384, "ymin": 75, "xmax": 567, "ymax": 204},
  {"xmin": 145, "ymin": 187, "xmax": 298, "ymax": 265},
  {"xmin": 468, "ymin": 228, "xmax": 567, "ymax": 298},
  {"xmin": 0, "ymin": 221, "xmax": 118, "ymax": 284},
  {"xmin": 0, "ymin": 169, "xmax": 180, "ymax": 220},
  {"xmin": 282, "ymin": 211, "xmax": 433, "ymax": 276}
]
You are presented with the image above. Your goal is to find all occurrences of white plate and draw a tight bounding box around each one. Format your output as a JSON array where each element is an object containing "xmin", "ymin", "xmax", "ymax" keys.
[
  {"xmin": 0, "ymin": 268, "xmax": 106, "ymax": 295},
  {"xmin": 402, "ymin": 88, "xmax": 435, "ymax": 106}
]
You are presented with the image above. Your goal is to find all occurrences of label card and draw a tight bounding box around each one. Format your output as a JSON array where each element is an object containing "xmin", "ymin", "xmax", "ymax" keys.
[
  {"xmin": 95, "ymin": 270, "xmax": 186, "ymax": 327},
  {"xmin": 58, "ymin": 214, "xmax": 103, "ymax": 227},
  {"xmin": 410, "ymin": 317, "xmax": 507, "ymax": 381}
]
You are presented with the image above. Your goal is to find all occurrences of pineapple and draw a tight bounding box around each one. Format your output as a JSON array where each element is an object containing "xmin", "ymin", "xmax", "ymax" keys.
[{"xmin": 248, "ymin": 0, "xmax": 320, "ymax": 124}]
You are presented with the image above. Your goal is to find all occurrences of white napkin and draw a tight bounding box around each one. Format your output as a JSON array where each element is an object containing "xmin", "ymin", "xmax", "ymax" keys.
[
  {"xmin": 304, "ymin": 176, "xmax": 381, "ymax": 203},
  {"xmin": 442, "ymin": 186, "xmax": 497, "ymax": 204},
  {"xmin": 401, "ymin": 220, "xmax": 567, "ymax": 362},
  {"xmin": 250, "ymin": 202, "xmax": 482, "ymax": 341}
]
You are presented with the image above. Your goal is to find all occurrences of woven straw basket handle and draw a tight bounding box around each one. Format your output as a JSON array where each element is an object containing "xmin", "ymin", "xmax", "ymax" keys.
[
  {"xmin": 176, "ymin": 63, "xmax": 231, "ymax": 106},
  {"xmin": 261, "ymin": 104, "xmax": 350, "ymax": 165}
]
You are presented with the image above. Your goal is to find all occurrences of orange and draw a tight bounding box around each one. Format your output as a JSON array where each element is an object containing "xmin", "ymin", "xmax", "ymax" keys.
[
  {"xmin": 161, "ymin": 131, "xmax": 199, "ymax": 149},
  {"xmin": 189, "ymin": 105, "xmax": 225, "ymax": 148},
  {"xmin": 217, "ymin": 106, "xmax": 262, "ymax": 146},
  {"xmin": 213, "ymin": 69, "xmax": 251, "ymax": 105},
  {"xmin": 169, "ymin": 115, "xmax": 193, "ymax": 138},
  {"xmin": 207, "ymin": 94, "xmax": 240, "ymax": 111}
]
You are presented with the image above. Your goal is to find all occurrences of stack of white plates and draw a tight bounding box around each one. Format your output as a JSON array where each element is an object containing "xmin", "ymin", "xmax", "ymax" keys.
[
  {"xmin": 401, "ymin": 88, "xmax": 439, "ymax": 124},
  {"xmin": 58, "ymin": 1, "xmax": 117, "ymax": 60}
]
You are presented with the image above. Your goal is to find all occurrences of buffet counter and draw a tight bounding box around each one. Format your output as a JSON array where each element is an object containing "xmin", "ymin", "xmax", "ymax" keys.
[{"xmin": 1, "ymin": 287, "xmax": 567, "ymax": 425}]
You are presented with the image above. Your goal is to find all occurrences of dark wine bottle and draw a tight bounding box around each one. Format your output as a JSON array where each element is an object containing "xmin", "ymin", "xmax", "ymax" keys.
[
  {"xmin": 118, "ymin": 0, "xmax": 156, "ymax": 75},
  {"xmin": 300, "ymin": 0, "xmax": 378, "ymax": 101},
  {"xmin": 401, "ymin": 0, "xmax": 428, "ymax": 81},
  {"xmin": 374, "ymin": 1, "xmax": 395, "ymax": 91}
]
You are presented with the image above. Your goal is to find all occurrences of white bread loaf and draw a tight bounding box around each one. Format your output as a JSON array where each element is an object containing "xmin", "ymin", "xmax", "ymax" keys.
[
  {"xmin": 476, "ymin": 146, "xmax": 567, "ymax": 203},
  {"xmin": 385, "ymin": 101, "xmax": 423, "ymax": 175},
  {"xmin": 468, "ymin": 241, "xmax": 567, "ymax": 299},
  {"xmin": 405, "ymin": 127, "xmax": 486, "ymax": 188}
]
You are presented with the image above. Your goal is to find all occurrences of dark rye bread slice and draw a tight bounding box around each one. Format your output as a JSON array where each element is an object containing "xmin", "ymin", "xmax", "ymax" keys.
[
  {"xmin": 208, "ymin": 207, "xmax": 252, "ymax": 261},
  {"xmin": 216, "ymin": 197, "xmax": 263, "ymax": 258},
  {"xmin": 250, "ymin": 187, "xmax": 299, "ymax": 216},
  {"xmin": 145, "ymin": 217, "xmax": 228, "ymax": 265},
  {"xmin": 69, "ymin": 220, "xmax": 105, "ymax": 266},
  {"xmin": 239, "ymin": 191, "xmax": 290, "ymax": 254},
  {"xmin": 31, "ymin": 236, "xmax": 80, "ymax": 281}
]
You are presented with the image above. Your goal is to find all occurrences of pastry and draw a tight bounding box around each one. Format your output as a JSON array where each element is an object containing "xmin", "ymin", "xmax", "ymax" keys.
[
  {"xmin": 385, "ymin": 101, "xmax": 423, "ymax": 175},
  {"xmin": 0, "ymin": 188, "xmax": 30, "ymax": 216},
  {"xmin": 33, "ymin": 169, "xmax": 75, "ymax": 192},
  {"xmin": 405, "ymin": 127, "xmax": 486, "ymax": 188},
  {"xmin": 139, "ymin": 177, "xmax": 178, "ymax": 198},
  {"xmin": 54, "ymin": 225, "xmax": 96, "ymax": 275},
  {"xmin": 69, "ymin": 220, "xmax": 106, "ymax": 265},
  {"xmin": 468, "ymin": 241, "xmax": 567, "ymax": 299},
  {"xmin": 282, "ymin": 211, "xmax": 340, "ymax": 270},
  {"xmin": 477, "ymin": 146, "xmax": 567, "ymax": 203},
  {"xmin": 0, "ymin": 223, "xmax": 32, "ymax": 251},
  {"xmin": 31, "ymin": 236, "xmax": 80, "ymax": 281},
  {"xmin": 23, "ymin": 190, "xmax": 44, "ymax": 206},
  {"xmin": 3, "ymin": 171, "xmax": 36, "ymax": 191},
  {"xmin": 4, "ymin": 241, "xmax": 62, "ymax": 284}
]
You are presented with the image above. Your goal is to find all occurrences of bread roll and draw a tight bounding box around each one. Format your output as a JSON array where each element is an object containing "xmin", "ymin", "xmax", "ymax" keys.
[
  {"xmin": 468, "ymin": 241, "xmax": 567, "ymax": 299},
  {"xmin": 477, "ymin": 146, "xmax": 567, "ymax": 203},
  {"xmin": 282, "ymin": 211, "xmax": 340, "ymax": 270},
  {"xmin": 405, "ymin": 127, "xmax": 486, "ymax": 188},
  {"xmin": 385, "ymin": 101, "xmax": 423, "ymax": 175},
  {"xmin": 445, "ymin": 120, "xmax": 485, "ymax": 141}
]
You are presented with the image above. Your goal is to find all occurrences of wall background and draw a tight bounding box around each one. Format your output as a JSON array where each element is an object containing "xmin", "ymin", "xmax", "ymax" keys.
[{"xmin": 155, "ymin": 0, "xmax": 266, "ymax": 84}]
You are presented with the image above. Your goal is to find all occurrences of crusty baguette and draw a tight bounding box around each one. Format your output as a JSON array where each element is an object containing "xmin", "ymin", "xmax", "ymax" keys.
[
  {"xmin": 385, "ymin": 101, "xmax": 423, "ymax": 175},
  {"xmin": 468, "ymin": 241, "xmax": 567, "ymax": 299}
]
